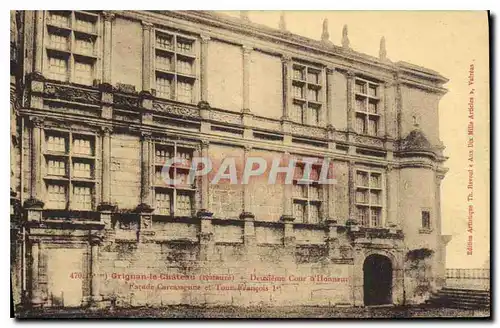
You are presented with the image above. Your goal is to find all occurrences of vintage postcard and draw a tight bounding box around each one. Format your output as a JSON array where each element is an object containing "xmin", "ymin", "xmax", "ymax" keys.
[{"xmin": 10, "ymin": 10, "xmax": 490, "ymax": 319}]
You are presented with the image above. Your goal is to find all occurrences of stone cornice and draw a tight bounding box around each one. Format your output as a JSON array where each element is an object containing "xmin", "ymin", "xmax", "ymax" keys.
[{"xmin": 121, "ymin": 10, "xmax": 448, "ymax": 93}]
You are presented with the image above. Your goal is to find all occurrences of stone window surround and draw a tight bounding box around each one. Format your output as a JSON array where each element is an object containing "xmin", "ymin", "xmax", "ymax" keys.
[
  {"xmin": 41, "ymin": 10, "xmax": 102, "ymax": 86},
  {"xmin": 354, "ymin": 167, "xmax": 385, "ymax": 228},
  {"xmin": 151, "ymin": 139, "xmax": 198, "ymax": 217},
  {"xmin": 150, "ymin": 26, "xmax": 200, "ymax": 105},
  {"xmin": 41, "ymin": 128, "xmax": 98, "ymax": 211},
  {"xmin": 420, "ymin": 207, "xmax": 433, "ymax": 233},
  {"xmin": 354, "ymin": 76, "xmax": 381, "ymax": 137}
]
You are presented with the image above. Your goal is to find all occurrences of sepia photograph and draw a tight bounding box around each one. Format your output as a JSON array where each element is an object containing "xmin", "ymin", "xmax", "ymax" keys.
[{"xmin": 9, "ymin": 9, "xmax": 490, "ymax": 319}]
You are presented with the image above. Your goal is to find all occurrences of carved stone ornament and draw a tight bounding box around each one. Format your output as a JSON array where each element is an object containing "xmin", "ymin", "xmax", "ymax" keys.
[
  {"xmin": 400, "ymin": 129, "xmax": 432, "ymax": 151},
  {"xmin": 153, "ymin": 101, "xmax": 200, "ymax": 118},
  {"xmin": 44, "ymin": 83, "xmax": 100, "ymax": 105}
]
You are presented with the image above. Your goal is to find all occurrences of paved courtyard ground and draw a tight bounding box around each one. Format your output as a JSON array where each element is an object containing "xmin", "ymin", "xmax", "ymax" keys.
[{"xmin": 16, "ymin": 305, "xmax": 491, "ymax": 319}]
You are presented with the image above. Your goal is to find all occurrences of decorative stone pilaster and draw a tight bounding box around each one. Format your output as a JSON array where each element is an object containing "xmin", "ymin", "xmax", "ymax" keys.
[
  {"xmin": 200, "ymin": 35, "xmax": 210, "ymax": 105},
  {"xmin": 385, "ymin": 164, "xmax": 394, "ymax": 228},
  {"xmin": 197, "ymin": 210, "xmax": 214, "ymax": 262},
  {"xmin": 281, "ymin": 152, "xmax": 293, "ymax": 220},
  {"xmin": 102, "ymin": 12, "xmax": 115, "ymax": 85},
  {"xmin": 325, "ymin": 219, "xmax": 340, "ymax": 260},
  {"xmin": 323, "ymin": 156, "xmax": 336, "ymax": 223},
  {"xmin": 100, "ymin": 127, "xmax": 112, "ymax": 207},
  {"xmin": 241, "ymin": 111, "xmax": 253, "ymax": 139},
  {"xmin": 326, "ymin": 67, "xmax": 335, "ymax": 128},
  {"xmin": 319, "ymin": 66, "xmax": 328, "ymax": 127},
  {"xmin": 100, "ymin": 86, "xmax": 113, "ymax": 119},
  {"xmin": 241, "ymin": 212, "xmax": 257, "ymax": 261},
  {"xmin": 89, "ymin": 235, "xmax": 104, "ymax": 308},
  {"xmin": 140, "ymin": 91, "xmax": 154, "ymax": 124},
  {"xmin": 140, "ymin": 132, "xmax": 152, "ymax": 206},
  {"xmin": 280, "ymin": 215, "xmax": 295, "ymax": 247},
  {"xmin": 435, "ymin": 173, "xmax": 446, "ymax": 287},
  {"xmin": 30, "ymin": 117, "xmax": 44, "ymax": 203},
  {"xmin": 141, "ymin": 21, "xmax": 154, "ymax": 94},
  {"xmin": 281, "ymin": 54, "xmax": 292, "ymax": 121},
  {"xmin": 30, "ymin": 240, "xmax": 43, "ymax": 307},
  {"xmin": 242, "ymin": 45, "xmax": 252, "ymax": 113},
  {"xmin": 379, "ymin": 81, "xmax": 387, "ymax": 138},
  {"xmin": 241, "ymin": 145, "xmax": 254, "ymax": 218},
  {"xmin": 348, "ymin": 160, "xmax": 356, "ymax": 225},
  {"xmin": 280, "ymin": 215, "xmax": 295, "ymax": 269},
  {"xmin": 135, "ymin": 203, "xmax": 155, "ymax": 242},
  {"xmin": 200, "ymin": 140, "xmax": 210, "ymax": 212},
  {"xmin": 34, "ymin": 11, "xmax": 44, "ymax": 75},
  {"xmin": 345, "ymin": 70, "xmax": 356, "ymax": 133}
]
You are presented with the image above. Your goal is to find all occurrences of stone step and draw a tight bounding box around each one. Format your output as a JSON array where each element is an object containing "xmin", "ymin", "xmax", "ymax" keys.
[
  {"xmin": 425, "ymin": 287, "xmax": 491, "ymax": 310},
  {"xmin": 427, "ymin": 298, "xmax": 490, "ymax": 306},
  {"xmin": 429, "ymin": 295, "xmax": 490, "ymax": 303},
  {"xmin": 440, "ymin": 288, "xmax": 490, "ymax": 296},
  {"xmin": 431, "ymin": 294, "xmax": 490, "ymax": 302}
]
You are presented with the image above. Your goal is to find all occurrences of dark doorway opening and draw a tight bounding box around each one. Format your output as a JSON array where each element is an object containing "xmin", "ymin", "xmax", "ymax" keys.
[{"xmin": 363, "ymin": 254, "xmax": 393, "ymax": 306}]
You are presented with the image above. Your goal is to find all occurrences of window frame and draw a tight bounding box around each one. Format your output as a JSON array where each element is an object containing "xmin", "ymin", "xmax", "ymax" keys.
[
  {"xmin": 421, "ymin": 209, "xmax": 432, "ymax": 230},
  {"xmin": 152, "ymin": 27, "xmax": 200, "ymax": 104},
  {"xmin": 290, "ymin": 62, "xmax": 325, "ymax": 126},
  {"xmin": 43, "ymin": 10, "xmax": 102, "ymax": 86},
  {"xmin": 152, "ymin": 140, "xmax": 198, "ymax": 217},
  {"xmin": 292, "ymin": 160, "xmax": 325, "ymax": 224},
  {"xmin": 42, "ymin": 129, "xmax": 97, "ymax": 211},
  {"xmin": 355, "ymin": 168, "xmax": 384, "ymax": 228},
  {"xmin": 354, "ymin": 77, "xmax": 381, "ymax": 136}
]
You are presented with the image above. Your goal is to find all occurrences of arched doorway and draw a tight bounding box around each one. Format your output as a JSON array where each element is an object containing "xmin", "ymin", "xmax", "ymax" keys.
[{"xmin": 363, "ymin": 254, "xmax": 393, "ymax": 306}]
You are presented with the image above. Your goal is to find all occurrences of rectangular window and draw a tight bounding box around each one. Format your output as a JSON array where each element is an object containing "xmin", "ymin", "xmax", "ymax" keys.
[
  {"xmin": 156, "ymin": 75, "xmax": 173, "ymax": 99},
  {"xmin": 293, "ymin": 66, "xmax": 304, "ymax": 80},
  {"xmin": 43, "ymin": 131, "xmax": 96, "ymax": 210},
  {"xmin": 156, "ymin": 53, "xmax": 172, "ymax": 71},
  {"xmin": 356, "ymin": 169, "xmax": 384, "ymax": 228},
  {"xmin": 48, "ymin": 11, "xmax": 71, "ymax": 28},
  {"xmin": 47, "ymin": 134, "xmax": 67, "ymax": 153},
  {"xmin": 358, "ymin": 206, "xmax": 368, "ymax": 226},
  {"xmin": 176, "ymin": 192, "xmax": 192, "ymax": 217},
  {"xmin": 176, "ymin": 58, "xmax": 193, "ymax": 75},
  {"xmin": 354, "ymin": 78, "xmax": 380, "ymax": 136},
  {"xmin": 47, "ymin": 159, "xmax": 66, "ymax": 176},
  {"xmin": 156, "ymin": 33, "xmax": 173, "ymax": 50},
  {"xmin": 177, "ymin": 37, "xmax": 194, "ymax": 54},
  {"xmin": 155, "ymin": 190, "xmax": 172, "ymax": 215},
  {"xmin": 44, "ymin": 11, "xmax": 99, "ymax": 86},
  {"xmin": 49, "ymin": 33, "xmax": 69, "ymax": 51},
  {"xmin": 74, "ymin": 60, "xmax": 93, "ymax": 85},
  {"xmin": 154, "ymin": 30, "xmax": 197, "ymax": 103},
  {"xmin": 73, "ymin": 137, "xmax": 93, "ymax": 156},
  {"xmin": 290, "ymin": 63, "xmax": 324, "ymax": 125},
  {"xmin": 308, "ymin": 105, "xmax": 319, "ymax": 125},
  {"xmin": 292, "ymin": 161, "xmax": 323, "ymax": 224},
  {"xmin": 422, "ymin": 211, "xmax": 431, "ymax": 229},
  {"xmin": 73, "ymin": 161, "xmax": 92, "ymax": 179},
  {"xmin": 74, "ymin": 13, "xmax": 96, "ymax": 34},
  {"xmin": 47, "ymin": 183, "xmax": 67, "ymax": 209},
  {"xmin": 153, "ymin": 143, "xmax": 196, "ymax": 217},
  {"xmin": 177, "ymin": 79, "xmax": 193, "ymax": 103},
  {"xmin": 293, "ymin": 201, "xmax": 306, "ymax": 223},
  {"xmin": 75, "ymin": 36, "xmax": 94, "ymax": 55},
  {"xmin": 309, "ymin": 204, "xmax": 320, "ymax": 224},
  {"xmin": 48, "ymin": 56, "xmax": 68, "ymax": 82},
  {"xmin": 155, "ymin": 147, "xmax": 173, "ymax": 164},
  {"xmin": 73, "ymin": 185, "xmax": 92, "ymax": 210}
]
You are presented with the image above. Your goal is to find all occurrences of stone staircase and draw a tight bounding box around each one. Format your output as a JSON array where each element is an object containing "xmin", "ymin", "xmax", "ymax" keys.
[{"xmin": 425, "ymin": 287, "xmax": 490, "ymax": 309}]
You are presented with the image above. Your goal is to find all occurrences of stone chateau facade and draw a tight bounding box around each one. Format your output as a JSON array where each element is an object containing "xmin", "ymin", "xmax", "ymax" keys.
[{"xmin": 11, "ymin": 10, "xmax": 450, "ymax": 311}]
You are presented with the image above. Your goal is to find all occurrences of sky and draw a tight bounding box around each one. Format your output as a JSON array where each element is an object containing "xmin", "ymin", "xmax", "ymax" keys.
[{"xmin": 220, "ymin": 11, "xmax": 490, "ymax": 268}]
